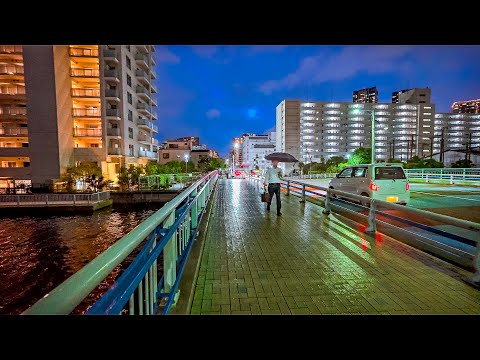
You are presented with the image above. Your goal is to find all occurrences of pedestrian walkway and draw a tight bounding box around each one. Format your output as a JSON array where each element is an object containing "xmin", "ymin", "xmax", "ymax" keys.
[{"xmin": 190, "ymin": 178, "xmax": 480, "ymax": 314}]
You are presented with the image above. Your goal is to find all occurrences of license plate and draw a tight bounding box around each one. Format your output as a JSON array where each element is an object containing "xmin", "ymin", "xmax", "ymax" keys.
[{"xmin": 386, "ymin": 196, "xmax": 398, "ymax": 202}]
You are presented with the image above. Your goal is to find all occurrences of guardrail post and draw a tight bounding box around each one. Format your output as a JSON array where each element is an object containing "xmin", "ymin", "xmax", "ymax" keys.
[
  {"xmin": 17, "ymin": 195, "xmax": 20, "ymax": 205},
  {"xmin": 73, "ymin": 194, "xmax": 76, "ymax": 206},
  {"xmin": 322, "ymin": 188, "xmax": 331, "ymax": 215},
  {"xmin": 472, "ymin": 243, "xmax": 480, "ymax": 286},
  {"xmin": 463, "ymin": 169, "xmax": 466, "ymax": 181},
  {"xmin": 286, "ymin": 181, "xmax": 290, "ymax": 196},
  {"xmin": 46, "ymin": 195, "xmax": 48, "ymax": 207},
  {"xmin": 162, "ymin": 211, "xmax": 177, "ymax": 296},
  {"xmin": 450, "ymin": 175, "xmax": 454, "ymax": 185},
  {"xmin": 300, "ymin": 183, "xmax": 306, "ymax": 203},
  {"xmin": 426, "ymin": 174, "xmax": 429, "ymax": 183},
  {"xmin": 421, "ymin": 168, "xmax": 424, "ymax": 179},
  {"xmin": 365, "ymin": 199, "xmax": 376, "ymax": 234}
]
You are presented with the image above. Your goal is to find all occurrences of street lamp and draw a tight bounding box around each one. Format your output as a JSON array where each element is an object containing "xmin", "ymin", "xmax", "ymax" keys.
[{"xmin": 184, "ymin": 153, "xmax": 189, "ymax": 173}]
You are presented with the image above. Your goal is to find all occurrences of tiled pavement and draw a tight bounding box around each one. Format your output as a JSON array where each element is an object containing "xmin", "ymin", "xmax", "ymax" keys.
[{"xmin": 190, "ymin": 178, "xmax": 480, "ymax": 315}]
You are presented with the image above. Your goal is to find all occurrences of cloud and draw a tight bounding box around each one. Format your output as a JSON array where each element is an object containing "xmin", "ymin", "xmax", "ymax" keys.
[
  {"xmin": 206, "ymin": 108, "xmax": 221, "ymax": 119},
  {"xmin": 154, "ymin": 46, "xmax": 180, "ymax": 64},
  {"xmin": 258, "ymin": 46, "xmax": 413, "ymax": 95},
  {"xmin": 191, "ymin": 46, "xmax": 219, "ymax": 59},
  {"xmin": 247, "ymin": 45, "xmax": 289, "ymax": 55}
]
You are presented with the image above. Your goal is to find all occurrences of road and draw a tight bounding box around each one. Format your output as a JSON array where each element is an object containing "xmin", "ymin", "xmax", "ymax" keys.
[{"xmin": 291, "ymin": 179, "xmax": 480, "ymax": 223}]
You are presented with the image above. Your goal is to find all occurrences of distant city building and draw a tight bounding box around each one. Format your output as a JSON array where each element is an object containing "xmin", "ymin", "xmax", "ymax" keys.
[
  {"xmin": 241, "ymin": 132, "xmax": 276, "ymax": 172},
  {"xmin": 190, "ymin": 149, "xmax": 210, "ymax": 168},
  {"xmin": 158, "ymin": 138, "xmax": 193, "ymax": 164},
  {"xmin": 173, "ymin": 136, "xmax": 199, "ymax": 146},
  {"xmin": 277, "ymin": 99, "xmax": 435, "ymax": 163},
  {"xmin": 392, "ymin": 87, "xmax": 431, "ymax": 104},
  {"xmin": 353, "ymin": 87, "xmax": 378, "ymax": 103},
  {"xmin": 231, "ymin": 137, "xmax": 243, "ymax": 166},
  {"xmin": 0, "ymin": 45, "xmax": 158, "ymax": 193},
  {"xmin": 451, "ymin": 99, "xmax": 480, "ymax": 114},
  {"xmin": 192, "ymin": 144, "xmax": 207, "ymax": 150},
  {"xmin": 208, "ymin": 149, "xmax": 219, "ymax": 158}
]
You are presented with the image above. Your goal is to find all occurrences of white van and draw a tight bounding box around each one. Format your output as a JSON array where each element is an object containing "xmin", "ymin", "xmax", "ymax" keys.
[{"xmin": 328, "ymin": 163, "xmax": 410, "ymax": 205}]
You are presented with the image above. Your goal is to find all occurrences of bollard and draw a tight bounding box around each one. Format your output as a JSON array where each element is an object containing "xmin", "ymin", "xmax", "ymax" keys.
[
  {"xmin": 286, "ymin": 181, "xmax": 290, "ymax": 196},
  {"xmin": 450, "ymin": 175, "xmax": 454, "ymax": 185},
  {"xmin": 365, "ymin": 198, "xmax": 376, "ymax": 234},
  {"xmin": 323, "ymin": 188, "xmax": 331, "ymax": 215},
  {"xmin": 300, "ymin": 183, "xmax": 306, "ymax": 203}
]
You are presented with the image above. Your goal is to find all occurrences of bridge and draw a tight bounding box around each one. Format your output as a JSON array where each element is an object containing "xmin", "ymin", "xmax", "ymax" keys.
[{"xmin": 23, "ymin": 171, "xmax": 480, "ymax": 315}]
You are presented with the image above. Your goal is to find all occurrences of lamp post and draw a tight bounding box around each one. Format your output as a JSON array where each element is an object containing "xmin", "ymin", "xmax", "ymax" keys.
[
  {"xmin": 184, "ymin": 153, "xmax": 189, "ymax": 173},
  {"xmin": 233, "ymin": 142, "xmax": 239, "ymax": 175}
]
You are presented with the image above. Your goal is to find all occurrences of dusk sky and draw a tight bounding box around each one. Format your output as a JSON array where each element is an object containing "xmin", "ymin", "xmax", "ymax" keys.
[{"xmin": 152, "ymin": 45, "xmax": 480, "ymax": 157}]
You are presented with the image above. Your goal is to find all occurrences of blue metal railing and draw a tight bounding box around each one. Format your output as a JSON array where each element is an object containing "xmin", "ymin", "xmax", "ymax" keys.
[{"xmin": 22, "ymin": 171, "xmax": 218, "ymax": 315}]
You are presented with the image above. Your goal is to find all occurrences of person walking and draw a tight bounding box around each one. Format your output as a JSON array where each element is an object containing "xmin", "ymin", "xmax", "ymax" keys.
[{"xmin": 264, "ymin": 160, "xmax": 283, "ymax": 215}]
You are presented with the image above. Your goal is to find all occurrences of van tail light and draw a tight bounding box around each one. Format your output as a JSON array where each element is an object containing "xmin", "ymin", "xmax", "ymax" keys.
[
  {"xmin": 369, "ymin": 182, "xmax": 379, "ymax": 191},
  {"xmin": 406, "ymin": 182, "xmax": 410, "ymax": 191}
]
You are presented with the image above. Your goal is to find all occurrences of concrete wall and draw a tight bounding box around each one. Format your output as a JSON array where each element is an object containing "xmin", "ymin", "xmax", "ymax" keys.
[
  {"xmin": 23, "ymin": 46, "xmax": 61, "ymax": 186},
  {"xmin": 53, "ymin": 46, "xmax": 75, "ymax": 178},
  {"xmin": 111, "ymin": 190, "xmax": 179, "ymax": 204}
]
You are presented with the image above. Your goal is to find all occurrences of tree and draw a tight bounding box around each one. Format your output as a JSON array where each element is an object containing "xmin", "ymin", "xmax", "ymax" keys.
[
  {"xmin": 145, "ymin": 161, "xmax": 163, "ymax": 175},
  {"xmin": 451, "ymin": 159, "xmax": 474, "ymax": 168},
  {"xmin": 198, "ymin": 157, "xmax": 226, "ymax": 173},
  {"xmin": 163, "ymin": 160, "xmax": 183, "ymax": 174},
  {"xmin": 327, "ymin": 156, "xmax": 346, "ymax": 167},
  {"xmin": 61, "ymin": 163, "xmax": 102, "ymax": 192},
  {"xmin": 118, "ymin": 165, "xmax": 145, "ymax": 191},
  {"xmin": 348, "ymin": 147, "xmax": 371, "ymax": 165}
]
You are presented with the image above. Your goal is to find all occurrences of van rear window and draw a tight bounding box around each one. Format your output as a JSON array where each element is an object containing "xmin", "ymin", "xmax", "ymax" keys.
[{"xmin": 374, "ymin": 167, "xmax": 406, "ymax": 179}]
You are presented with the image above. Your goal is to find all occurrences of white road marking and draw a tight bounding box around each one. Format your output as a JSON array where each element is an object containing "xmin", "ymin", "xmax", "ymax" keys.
[{"xmin": 411, "ymin": 191, "xmax": 480, "ymax": 202}]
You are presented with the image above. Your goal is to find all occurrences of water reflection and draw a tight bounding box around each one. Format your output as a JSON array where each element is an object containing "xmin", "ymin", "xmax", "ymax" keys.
[{"xmin": 0, "ymin": 204, "xmax": 160, "ymax": 314}]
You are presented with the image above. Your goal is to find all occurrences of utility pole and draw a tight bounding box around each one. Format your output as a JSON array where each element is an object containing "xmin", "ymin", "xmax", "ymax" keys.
[{"xmin": 440, "ymin": 127, "xmax": 445, "ymax": 163}]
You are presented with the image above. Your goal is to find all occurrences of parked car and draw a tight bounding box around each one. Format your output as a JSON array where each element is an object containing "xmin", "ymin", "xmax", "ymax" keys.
[{"xmin": 328, "ymin": 163, "xmax": 410, "ymax": 206}]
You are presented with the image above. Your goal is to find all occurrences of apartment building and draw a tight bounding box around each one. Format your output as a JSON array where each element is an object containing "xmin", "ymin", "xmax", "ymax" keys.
[
  {"xmin": 241, "ymin": 132, "xmax": 276, "ymax": 172},
  {"xmin": 433, "ymin": 113, "xmax": 480, "ymax": 156},
  {"xmin": 277, "ymin": 99, "xmax": 435, "ymax": 163},
  {"xmin": 231, "ymin": 137, "xmax": 243, "ymax": 166},
  {"xmin": 353, "ymin": 87, "xmax": 378, "ymax": 103},
  {"xmin": 158, "ymin": 138, "xmax": 193, "ymax": 165},
  {"xmin": 0, "ymin": 45, "xmax": 158, "ymax": 191},
  {"xmin": 451, "ymin": 99, "xmax": 480, "ymax": 114},
  {"xmin": 392, "ymin": 87, "xmax": 431, "ymax": 104}
]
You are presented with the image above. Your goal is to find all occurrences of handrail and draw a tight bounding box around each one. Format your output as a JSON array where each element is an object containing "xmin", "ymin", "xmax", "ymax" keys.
[
  {"xmin": 22, "ymin": 171, "xmax": 218, "ymax": 315},
  {"xmin": 282, "ymin": 178, "xmax": 480, "ymax": 233}
]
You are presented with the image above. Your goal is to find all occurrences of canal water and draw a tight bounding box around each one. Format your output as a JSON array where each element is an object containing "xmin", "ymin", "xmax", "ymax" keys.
[{"xmin": 0, "ymin": 204, "xmax": 163, "ymax": 315}]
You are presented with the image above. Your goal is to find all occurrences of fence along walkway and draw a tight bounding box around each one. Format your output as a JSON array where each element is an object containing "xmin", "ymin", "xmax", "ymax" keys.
[{"xmin": 191, "ymin": 178, "xmax": 480, "ymax": 314}]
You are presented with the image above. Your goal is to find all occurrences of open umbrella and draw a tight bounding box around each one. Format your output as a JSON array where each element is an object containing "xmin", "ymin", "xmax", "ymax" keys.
[{"xmin": 265, "ymin": 152, "xmax": 298, "ymax": 163}]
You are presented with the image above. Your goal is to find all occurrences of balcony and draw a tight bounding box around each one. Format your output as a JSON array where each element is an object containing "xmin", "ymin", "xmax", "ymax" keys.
[
  {"xmin": 150, "ymin": 69, "xmax": 156, "ymax": 80},
  {"xmin": 105, "ymin": 89, "xmax": 120, "ymax": 102},
  {"xmin": 104, "ymin": 69, "xmax": 120, "ymax": 83},
  {"xmin": 107, "ymin": 128, "xmax": 121, "ymax": 137},
  {"xmin": 74, "ymin": 147, "xmax": 105, "ymax": 162},
  {"xmin": 71, "ymin": 68, "xmax": 100, "ymax": 78},
  {"xmin": 73, "ymin": 108, "xmax": 101, "ymax": 118},
  {"xmin": 106, "ymin": 108, "xmax": 121, "ymax": 120},
  {"xmin": 0, "ymin": 128, "xmax": 28, "ymax": 136},
  {"xmin": 72, "ymin": 88, "xmax": 100, "ymax": 98},
  {"xmin": 135, "ymin": 53, "xmax": 150, "ymax": 70},
  {"xmin": 137, "ymin": 118, "xmax": 152, "ymax": 129},
  {"xmin": 0, "ymin": 45, "xmax": 22, "ymax": 55},
  {"xmin": 74, "ymin": 128, "xmax": 102, "ymax": 137},
  {"xmin": 136, "ymin": 45, "xmax": 148, "ymax": 53},
  {"xmin": 150, "ymin": 83, "xmax": 157, "ymax": 94},
  {"xmin": 0, "ymin": 147, "xmax": 29, "ymax": 157},
  {"xmin": 0, "ymin": 106, "xmax": 27, "ymax": 119},
  {"xmin": 152, "ymin": 138, "xmax": 159, "ymax": 145},
  {"xmin": 136, "ymin": 86, "xmax": 155, "ymax": 104},
  {"xmin": 0, "ymin": 85, "xmax": 26, "ymax": 99},
  {"xmin": 69, "ymin": 47, "xmax": 99, "ymax": 57},
  {"xmin": 107, "ymin": 147, "xmax": 122, "ymax": 156},
  {"xmin": 138, "ymin": 149, "xmax": 155, "ymax": 158},
  {"xmin": 103, "ymin": 49, "xmax": 119, "ymax": 64},
  {"xmin": 138, "ymin": 133, "xmax": 151, "ymax": 144},
  {"xmin": 135, "ymin": 69, "xmax": 151, "ymax": 87},
  {"xmin": 137, "ymin": 103, "xmax": 155, "ymax": 118},
  {"xmin": 0, "ymin": 65, "xmax": 24, "ymax": 76}
]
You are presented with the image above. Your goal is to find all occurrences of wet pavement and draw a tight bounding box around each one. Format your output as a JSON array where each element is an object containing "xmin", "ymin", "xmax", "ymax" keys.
[{"xmin": 190, "ymin": 178, "xmax": 480, "ymax": 315}]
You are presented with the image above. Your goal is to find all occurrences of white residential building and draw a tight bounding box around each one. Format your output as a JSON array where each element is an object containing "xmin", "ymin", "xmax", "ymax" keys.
[
  {"xmin": 241, "ymin": 132, "xmax": 276, "ymax": 172},
  {"xmin": 277, "ymin": 99, "xmax": 435, "ymax": 163}
]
